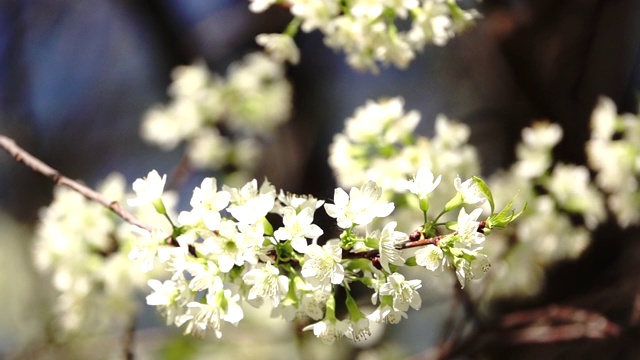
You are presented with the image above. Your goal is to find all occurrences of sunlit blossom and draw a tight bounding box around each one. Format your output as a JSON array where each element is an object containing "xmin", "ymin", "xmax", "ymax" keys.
[{"xmin": 127, "ymin": 170, "xmax": 166, "ymax": 207}]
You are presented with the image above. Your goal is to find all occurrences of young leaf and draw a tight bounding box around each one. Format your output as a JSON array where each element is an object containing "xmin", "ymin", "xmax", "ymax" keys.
[
  {"xmin": 487, "ymin": 195, "xmax": 527, "ymax": 229},
  {"xmin": 472, "ymin": 176, "xmax": 494, "ymax": 213}
]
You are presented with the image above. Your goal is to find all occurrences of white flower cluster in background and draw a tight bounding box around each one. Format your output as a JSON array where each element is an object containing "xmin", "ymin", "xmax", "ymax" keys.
[
  {"xmin": 328, "ymin": 97, "xmax": 479, "ymax": 230},
  {"xmin": 587, "ymin": 97, "xmax": 640, "ymax": 227},
  {"xmin": 479, "ymin": 98, "xmax": 640, "ymax": 300},
  {"xmin": 128, "ymin": 162, "xmax": 518, "ymax": 343},
  {"xmin": 250, "ymin": 0, "xmax": 480, "ymax": 72},
  {"xmin": 141, "ymin": 53, "xmax": 292, "ymax": 177},
  {"xmin": 33, "ymin": 172, "xmax": 175, "ymax": 336},
  {"xmin": 328, "ymin": 96, "xmax": 640, "ymax": 302},
  {"xmin": 479, "ymin": 122, "xmax": 604, "ymax": 299}
]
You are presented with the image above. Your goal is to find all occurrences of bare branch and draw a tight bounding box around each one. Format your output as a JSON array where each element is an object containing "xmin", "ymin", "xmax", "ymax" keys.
[
  {"xmin": 501, "ymin": 305, "xmax": 621, "ymax": 343},
  {"xmin": 123, "ymin": 316, "xmax": 136, "ymax": 360},
  {"xmin": 0, "ymin": 134, "xmax": 153, "ymax": 232}
]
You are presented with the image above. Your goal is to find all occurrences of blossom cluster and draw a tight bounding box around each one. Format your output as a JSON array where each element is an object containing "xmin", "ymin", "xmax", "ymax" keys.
[
  {"xmin": 127, "ymin": 166, "xmax": 517, "ymax": 343},
  {"xmin": 480, "ymin": 98, "xmax": 640, "ymax": 299},
  {"xmin": 479, "ymin": 122, "xmax": 604, "ymax": 298},
  {"xmin": 328, "ymin": 97, "xmax": 479, "ymax": 229},
  {"xmin": 329, "ymin": 96, "xmax": 640, "ymax": 301},
  {"xmin": 33, "ymin": 173, "xmax": 175, "ymax": 335},
  {"xmin": 587, "ymin": 97, "xmax": 640, "ymax": 227},
  {"xmin": 140, "ymin": 53, "xmax": 291, "ymax": 179},
  {"xmin": 250, "ymin": 0, "xmax": 480, "ymax": 72}
]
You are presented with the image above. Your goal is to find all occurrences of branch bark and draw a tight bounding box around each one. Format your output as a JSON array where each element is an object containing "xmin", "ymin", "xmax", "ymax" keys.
[{"xmin": 0, "ymin": 134, "xmax": 153, "ymax": 232}]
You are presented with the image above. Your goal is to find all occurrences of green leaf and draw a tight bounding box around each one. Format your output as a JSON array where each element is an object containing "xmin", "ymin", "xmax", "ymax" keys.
[
  {"xmin": 419, "ymin": 196, "xmax": 430, "ymax": 213},
  {"xmin": 472, "ymin": 176, "xmax": 494, "ymax": 213},
  {"xmin": 282, "ymin": 277, "xmax": 300, "ymax": 306},
  {"xmin": 405, "ymin": 256, "xmax": 417, "ymax": 266},
  {"xmin": 487, "ymin": 195, "xmax": 527, "ymax": 229},
  {"xmin": 449, "ymin": 247, "xmax": 463, "ymax": 257},
  {"xmin": 161, "ymin": 336, "xmax": 199, "ymax": 360},
  {"xmin": 444, "ymin": 193, "xmax": 463, "ymax": 212},
  {"xmin": 444, "ymin": 220, "xmax": 458, "ymax": 231},
  {"xmin": 344, "ymin": 258, "xmax": 372, "ymax": 271},
  {"xmin": 262, "ymin": 218, "xmax": 274, "ymax": 236}
]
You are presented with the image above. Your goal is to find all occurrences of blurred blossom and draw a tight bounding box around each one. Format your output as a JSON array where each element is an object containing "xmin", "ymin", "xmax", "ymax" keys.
[{"xmin": 250, "ymin": 0, "xmax": 479, "ymax": 72}]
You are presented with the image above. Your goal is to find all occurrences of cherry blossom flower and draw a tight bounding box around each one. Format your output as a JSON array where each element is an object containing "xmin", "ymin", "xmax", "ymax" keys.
[
  {"xmin": 225, "ymin": 179, "xmax": 276, "ymax": 225},
  {"xmin": 454, "ymin": 176, "xmax": 486, "ymax": 205},
  {"xmin": 301, "ymin": 240, "xmax": 345, "ymax": 288},
  {"xmin": 378, "ymin": 272, "xmax": 422, "ymax": 312},
  {"xmin": 324, "ymin": 181, "xmax": 394, "ymax": 229},
  {"xmin": 456, "ymin": 207, "xmax": 484, "ymax": 247},
  {"xmin": 127, "ymin": 170, "xmax": 166, "ymax": 207},
  {"xmin": 374, "ymin": 221, "xmax": 407, "ymax": 273},
  {"xmin": 256, "ymin": 33, "xmax": 300, "ymax": 64},
  {"xmin": 415, "ymin": 244, "xmax": 444, "ymax": 271},
  {"xmin": 243, "ymin": 262, "xmax": 290, "ymax": 307},
  {"xmin": 274, "ymin": 206, "xmax": 323, "ymax": 253},
  {"xmin": 302, "ymin": 318, "xmax": 350, "ymax": 344},
  {"xmin": 402, "ymin": 168, "xmax": 442, "ymax": 199}
]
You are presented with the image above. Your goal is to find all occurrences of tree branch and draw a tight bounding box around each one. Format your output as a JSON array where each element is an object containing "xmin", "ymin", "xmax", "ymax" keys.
[
  {"xmin": 501, "ymin": 305, "xmax": 620, "ymax": 343},
  {"xmin": 0, "ymin": 134, "xmax": 153, "ymax": 232}
]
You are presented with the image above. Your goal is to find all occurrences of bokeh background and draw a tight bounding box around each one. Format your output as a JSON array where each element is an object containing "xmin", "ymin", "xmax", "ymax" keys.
[{"xmin": 1, "ymin": 0, "xmax": 640, "ymax": 359}]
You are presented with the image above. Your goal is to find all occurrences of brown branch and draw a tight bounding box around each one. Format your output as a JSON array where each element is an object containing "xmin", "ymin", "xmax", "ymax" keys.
[
  {"xmin": 501, "ymin": 305, "xmax": 620, "ymax": 343},
  {"xmin": 0, "ymin": 134, "xmax": 153, "ymax": 232},
  {"xmin": 631, "ymin": 291, "xmax": 640, "ymax": 326},
  {"xmin": 123, "ymin": 316, "xmax": 136, "ymax": 360},
  {"xmin": 400, "ymin": 221, "xmax": 486, "ymax": 250},
  {"xmin": 399, "ymin": 234, "xmax": 447, "ymax": 250},
  {"xmin": 166, "ymin": 154, "xmax": 192, "ymax": 191}
]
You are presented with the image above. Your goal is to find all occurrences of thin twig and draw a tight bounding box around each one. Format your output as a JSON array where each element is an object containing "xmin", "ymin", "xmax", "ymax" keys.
[
  {"xmin": 166, "ymin": 154, "xmax": 192, "ymax": 191},
  {"xmin": 438, "ymin": 287, "xmax": 463, "ymax": 351},
  {"xmin": 123, "ymin": 315, "xmax": 136, "ymax": 360},
  {"xmin": 501, "ymin": 305, "xmax": 620, "ymax": 343},
  {"xmin": 0, "ymin": 134, "xmax": 153, "ymax": 232}
]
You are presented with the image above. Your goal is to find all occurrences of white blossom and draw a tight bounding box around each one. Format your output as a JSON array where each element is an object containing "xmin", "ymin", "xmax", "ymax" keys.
[
  {"xmin": 274, "ymin": 190, "xmax": 325, "ymax": 214},
  {"xmin": 344, "ymin": 97, "xmax": 420, "ymax": 144},
  {"xmin": 415, "ymin": 244, "xmax": 444, "ymax": 271},
  {"xmin": 402, "ymin": 168, "xmax": 442, "ymax": 199},
  {"xmin": 140, "ymin": 106, "xmax": 187, "ymax": 150},
  {"xmin": 522, "ymin": 122, "xmax": 563, "ymax": 149},
  {"xmin": 453, "ymin": 251, "xmax": 491, "ymax": 287},
  {"xmin": 243, "ymin": 262, "xmax": 290, "ymax": 307},
  {"xmin": 274, "ymin": 206, "xmax": 323, "ymax": 253},
  {"xmin": 375, "ymin": 221, "xmax": 407, "ymax": 272},
  {"xmin": 187, "ymin": 177, "xmax": 230, "ymax": 231},
  {"xmin": 290, "ymin": 0, "xmax": 340, "ymax": 32},
  {"xmin": 256, "ymin": 33, "xmax": 300, "ymax": 64},
  {"xmin": 225, "ymin": 53, "xmax": 292, "ymax": 133},
  {"xmin": 456, "ymin": 207, "xmax": 484, "ymax": 247},
  {"xmin": 127, "ymin": 170, "xmax": 166, "ymax": 207},
  {"xmin": 367, "ymin": 303, "xmax": 407, "ymax": 324},
  {"xmin": 301, "ymin": 240, "xmax": 345, "ymax": 288},
  {"xmin": 324, "ymin": 181, "xmax": 394, "ymax": 229},
  {"xmin": 454, "ymin": 176, "xmax": 486, "ymax": 205},
  {"xmin": 128, "ymin": 226, "xmax": 173, "ymax": 273},
  {"xmin": 434, "ymin": 115, "xmax": 470, "ymax": 148},
  {"xmin": 546, "ymin": 164, "xmax": 606, "ymax": 228},
  {"xmin": 186, "ymin": 128, "xmax": 231, "ymax": 170},
  {"xmin": 591, "ymin": 97, "xmax": 618, "ymax": 140},
  {"xmin": 225, "ymin": 179, "xmax": 276, "ymax": 225},
  {"xmin": 303, "ymin": 318, "xmax": 349, "ymax": 344},
  {"xmin": 201, "ymin": 220, "xmax": 245, "ymax": 272},
  {"xmin": 248, "ymin": 0, "xmax": 278, "ymax": 13},
  {"xmin": 184, "ymin": 261, "xmax": 221, "ymax": 292},
  {"xmin": 146, "ymin": 279, "xmax": 179, "ymax": 307},
  {"xmin": 378, "ymin": 272, "xmax": 422, "ymax": 312},
  {"xmin": 179, "ymin": 285, "xmax": 244, "ymax": 338}
]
